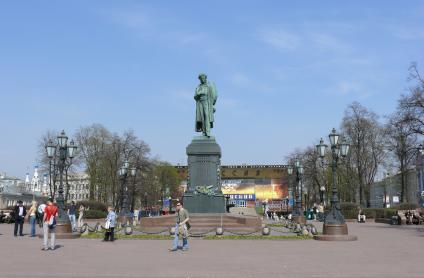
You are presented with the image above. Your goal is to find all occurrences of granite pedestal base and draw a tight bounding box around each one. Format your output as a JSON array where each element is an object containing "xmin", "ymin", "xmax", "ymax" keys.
[
  {"xmin": 182, "ymin": 193, "xmax": 226, "ymax": 213},
  {"xmin": 184, "ymin": 136, "xmax": 225, "ymax": 213}
]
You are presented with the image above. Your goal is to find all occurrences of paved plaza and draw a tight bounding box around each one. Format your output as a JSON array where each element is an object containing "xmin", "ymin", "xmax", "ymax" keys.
[{"xmin": 0, "ymin": 221, "xmax": 423, "ymax": 278}]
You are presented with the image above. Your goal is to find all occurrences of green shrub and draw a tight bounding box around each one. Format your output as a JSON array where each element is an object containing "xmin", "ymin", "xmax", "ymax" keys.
[
  {"xmin": 340, "ymin": 202, "xmax": 359, "ymax": 219},
  {"xmin": 392, "ymin": 203, "xmax": 418, "ymax": 210},
  {"xmin": 83, "ymin": 210, "xmax": 107, "ymax": 219},
  {"xmin": 363, "ymin": 208, "xmax": 376, "ymax": 218},
  {"xmin": 359, "ymin": 208, "xmax": 397, "ymax": 219}
]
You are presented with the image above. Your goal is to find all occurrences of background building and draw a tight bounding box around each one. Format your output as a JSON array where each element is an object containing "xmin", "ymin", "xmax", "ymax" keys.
[
  {"xmin": 371, "ymin": 169, "xmax": 421, "ymax": 208},
  {"xmin": 64, "ymin": 172, "xmax": 90, "ymax": 202},
  {"xmin": 0, "ymin": 172, "xmax": 45, "ymax": 209}
]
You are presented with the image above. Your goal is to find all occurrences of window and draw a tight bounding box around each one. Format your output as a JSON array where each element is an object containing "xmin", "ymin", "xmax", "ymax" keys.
[{"xmin": 238, "ymin": 200, "xmax": 246, "ymax": 207}]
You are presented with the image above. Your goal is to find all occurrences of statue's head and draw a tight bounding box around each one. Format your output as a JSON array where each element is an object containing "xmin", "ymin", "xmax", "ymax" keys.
[{"xmin": 198, "ymin": 73, "xmax": 207, "ymax": 84}]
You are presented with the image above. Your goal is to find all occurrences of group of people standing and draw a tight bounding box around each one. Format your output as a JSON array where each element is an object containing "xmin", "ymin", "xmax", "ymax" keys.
[
  {"xmin": 10, "ymin": 199, "xmax": 190, "ymax": 252},
  {"xmin": 67, "ymin": 201, "xmax": 85, "ymax": 232},
  {"xmin": 11, "ymin": 199, "xmax": 86, "ymax": 251}
]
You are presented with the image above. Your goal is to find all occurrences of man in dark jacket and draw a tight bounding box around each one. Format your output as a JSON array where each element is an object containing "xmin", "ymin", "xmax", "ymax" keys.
[{"xmin": 13, "ymin": 200, "xmax": 27, "ymax": 236}]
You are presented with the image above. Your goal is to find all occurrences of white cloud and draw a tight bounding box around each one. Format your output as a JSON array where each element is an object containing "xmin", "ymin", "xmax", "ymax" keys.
[
  {"xmin": 257, "ymin": 28, "xmax": 300, "ymax": 51},
  {"xmin": 219, "ymin": 97, "xmax": 239, "ymax": 109},
  {"xmin": 327, "ymin": 81, "xmax": 373, "ymax": 99},
  {"xmin": 387, "ymin": 26, "xmax": 424, "ymax": 40},
  {"xmin": 108, "ymin": 9, "xmax": 152, "ymax": 35},
  {"xmin": 311, "ymin": 33, "xmax": 351, "ymax": 53},
  {"xmin": 230, "ymin": 73, "xmax": 251, "ymax": 87}
]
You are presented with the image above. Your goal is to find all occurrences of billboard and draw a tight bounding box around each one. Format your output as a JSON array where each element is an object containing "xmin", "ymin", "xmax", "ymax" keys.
[{"xmin": 221, "ymin": 178, "xmax": 288, "ymax": 201}]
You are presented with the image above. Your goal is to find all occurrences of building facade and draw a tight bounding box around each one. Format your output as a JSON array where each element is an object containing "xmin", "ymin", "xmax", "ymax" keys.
[
  {"xmin": 371, "ymin": 169, "xmax": 421, "ymax": 208},
  {"xmin": 0, "ymin": 172, "xmax": 45, "ymax": 209},
  {"xmin": 64, "ymin": 172, "xmax": 90, "ymax": 202}
]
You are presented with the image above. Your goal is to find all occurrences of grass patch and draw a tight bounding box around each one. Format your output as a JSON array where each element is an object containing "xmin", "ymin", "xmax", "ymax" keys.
[
  {"xmin": 203, "ymin": 235, "xmax": 312, "ymax": 240},
  {"xmin": 267, "ymin": 223, "xmax": 286, "ymax": 227},
  {"xmin": 81, "ymin": 233, "xmax": 172, "ymax": 240},
  {"xmin": 80, "ymin": 233, "xmax": 312, "ymax": 240}
]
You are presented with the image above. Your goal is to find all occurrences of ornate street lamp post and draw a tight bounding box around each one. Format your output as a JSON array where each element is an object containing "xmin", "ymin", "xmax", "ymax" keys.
[
  {"xmin": 285, "ymin": 196, "xmax": 289, "ymax": 214},
  {"xmin": 130, "ymin": 167, "xmax": 138, "ymax": 212},
  {"xmin": 319, "ymin": 186, "xmax": 326, "ymax": 204},
  {"xmin": 45, "ymin": 130, "xmax": 79, "ymax": 238},
  {"xmin": 314, "ymin": 128, "xmax": 357, "ymax": 241},
  {"xmin": 287, "ymin": 161, "xmax": 306, "ymax": 224},
  {"xmin": 118, "ymin": 160, "xmax": 130, "ymax": 225},
  {"xmin": 119, "ymin": 162, "xmax": 140, "ymax": 225}
]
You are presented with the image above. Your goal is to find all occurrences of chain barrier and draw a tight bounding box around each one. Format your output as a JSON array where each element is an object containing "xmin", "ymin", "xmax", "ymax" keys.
[
  {"xmin": 133, "ymin": 227, "xmax": 170, "ymax": 235},
  {"xmin": 188, "ymin": 228, "xmax": 217, "ymax": 237},
  {"xmin": 223, "ymin": 228, "xmax": 261, "ymax": 236},
  {"xmin": 79, "ymin": 222, "xmax": 315, "ymax": 237}
]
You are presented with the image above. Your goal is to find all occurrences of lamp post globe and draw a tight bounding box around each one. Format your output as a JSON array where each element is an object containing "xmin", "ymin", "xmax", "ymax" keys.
[
  {"xmin": 287, "ymin": 165, "xmax": 293, "ymax": 175},
  {"xmin": 57, "ymin": 130, "xmax": 68, "ymax": 148},
  {"xmin": 295, "ymin": 159, "xmax": 300, "ymax": 168},
  {"xmin": 298, "ymin": 165, "xmax": 304, "ymax": 175},
  {"xmin": 328, "ymin": 128, "xmax": 339, "ymax": 147},
  {"xmin": 339, "ymin": 138, "xmax": 350, "ymax": 157},
  {"xmin": 46, "ymin": 140, "xmax": 56, "ymax": 159},
  {"xmin": 316, "ymin": 138, "xmax": 327, "ymax": 159},
  {"xmin": 67, "ymin": 139, "xmax": 77, "ymax": 159},
  {"xmin": 130, "ymin": 167, "xmax": 137, "ymax": 177}
]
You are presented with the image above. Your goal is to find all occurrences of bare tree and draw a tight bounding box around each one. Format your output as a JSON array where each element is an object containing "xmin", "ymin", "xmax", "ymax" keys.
[
  {"xmin": 399, "ymin": 63, "xmax": 424, "ymax": 136},
  {"xmin": 342, "ymin": 102, "xmax": 386, "ymax": 207}
]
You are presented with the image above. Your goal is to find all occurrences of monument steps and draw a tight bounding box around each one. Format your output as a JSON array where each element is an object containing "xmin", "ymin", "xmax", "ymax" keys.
[{"xmin": 140, "ymin": 213, "xmax": 262, "ymax": 231}]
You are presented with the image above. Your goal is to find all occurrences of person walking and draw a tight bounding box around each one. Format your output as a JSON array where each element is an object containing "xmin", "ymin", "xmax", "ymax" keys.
[
  {"xmin": 103, "ymin": 206, "xmax": 116, "ymax": 242},
  {"xmin": 67, "ymin": 201, "xmax": 77, "ymax": 232},
  {"xmin": 78, "ymin": 204, "xmax": 85, "ymax": 229},
  {"xmin": 42, "ymin": 198, "xmax": 58, "ymax": 251},
  {"xmin": 169, "ymin": 202, "xmax": 189, "ymax": 252},
  {"xmin": 37, "ymin": 202, "xmax": 46, "ymax": 228},
  {"xmin": 27, "ymin": 201, "xmax": 38, "ymax": 237},
  {"xmin": 13, "ymin": 200, "xmax": 26, "ymax": 237}
]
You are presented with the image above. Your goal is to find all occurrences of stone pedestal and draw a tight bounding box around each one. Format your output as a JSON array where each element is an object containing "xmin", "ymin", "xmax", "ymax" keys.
[{"xmin": 182, "ymin": 136, "xmax": 226, "ymax": 213}]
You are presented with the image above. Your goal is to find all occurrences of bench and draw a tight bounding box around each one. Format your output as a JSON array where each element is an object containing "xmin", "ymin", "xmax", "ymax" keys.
[{"xmin": 397, "ymin": 210, "xmax": 424, "ymax": 225}]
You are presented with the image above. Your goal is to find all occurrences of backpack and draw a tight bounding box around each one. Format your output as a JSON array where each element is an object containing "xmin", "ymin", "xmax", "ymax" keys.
[{"xmin": 48, "ymin": 215, "xmax": 56, "ymax": 229}]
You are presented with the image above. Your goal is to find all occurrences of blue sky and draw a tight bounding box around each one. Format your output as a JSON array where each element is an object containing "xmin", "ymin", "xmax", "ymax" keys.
[{"xmin": 1, "ymin": 1, "xmax": 424, "ymax": 178}]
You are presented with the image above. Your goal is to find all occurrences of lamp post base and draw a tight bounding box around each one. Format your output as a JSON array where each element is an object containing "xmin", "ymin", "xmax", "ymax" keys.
[
  {"xmin": 313, "ymin": 223, "xmax": 357, "ymax": 241},
  {"xmin": 292, "ymin": 215, "xmax": 306, "ymax": 224}
]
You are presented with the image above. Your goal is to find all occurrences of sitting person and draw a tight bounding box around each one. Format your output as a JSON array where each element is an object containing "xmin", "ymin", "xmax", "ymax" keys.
[
  {"xmin": 357, "ymin": 209, "xmax": 366, "ymax": 223},
  {"xmin": 405, "ymin": 210, "xmax": 413, "ymax": 225},
  {"xmin": 412, "ymin": 211, "xmax": 423, "ymax": 225}
]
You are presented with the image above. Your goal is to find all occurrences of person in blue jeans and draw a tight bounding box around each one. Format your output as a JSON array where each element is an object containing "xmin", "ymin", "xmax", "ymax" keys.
[
  {"xmin": 27, "ymin": 201, "xmax": 38, "ymax": 237},
  {"xmin": 67, "ymin": 201, "xmax": 77, "ymax": 232},
  {"xmin": 169, "ymin": 202, "xmax": 189, "ymax": 251}
]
